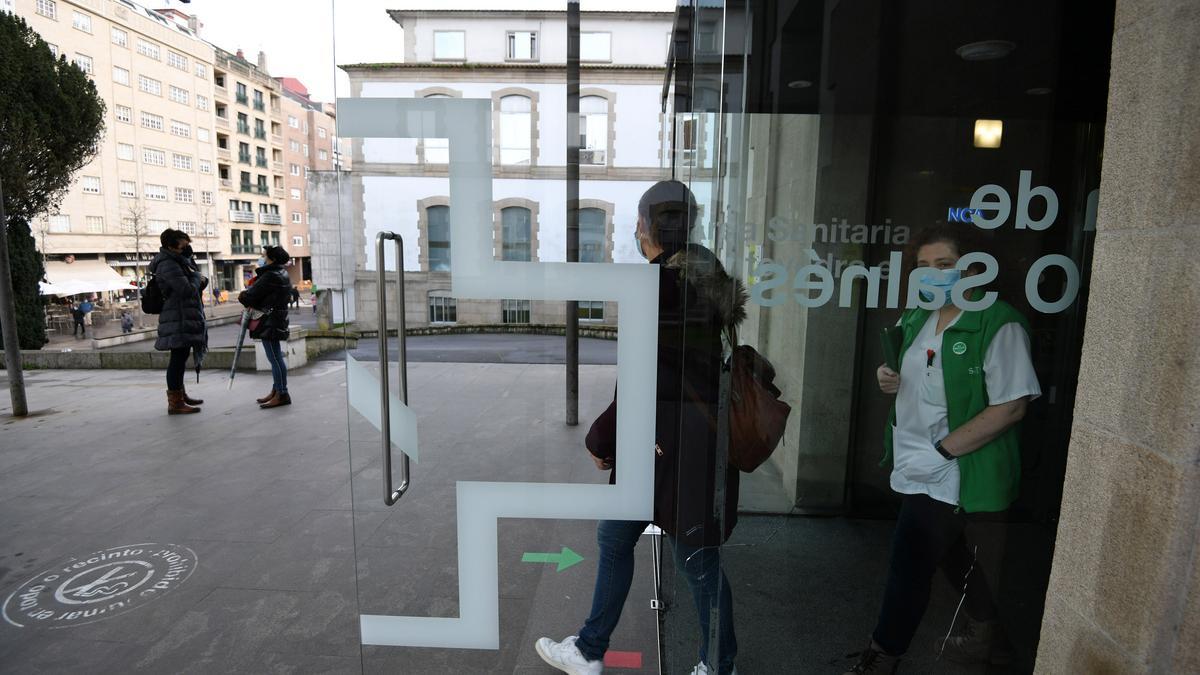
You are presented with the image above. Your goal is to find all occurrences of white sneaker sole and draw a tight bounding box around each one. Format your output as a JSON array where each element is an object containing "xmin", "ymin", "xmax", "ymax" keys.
[{"xmin": 534, "ymin": 638, "xmax": 601, "ymax": 675}]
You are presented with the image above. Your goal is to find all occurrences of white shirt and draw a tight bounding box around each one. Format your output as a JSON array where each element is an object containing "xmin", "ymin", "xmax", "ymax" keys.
[{"xmin": 890, "ymin": 310, "xmax": 1042, "ymax": 506}]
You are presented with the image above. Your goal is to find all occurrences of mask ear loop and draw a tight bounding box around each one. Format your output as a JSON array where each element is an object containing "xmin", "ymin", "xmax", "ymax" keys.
[{"xmin": 936, "ymin": 544, "xmax": 978, "ymax": 663}]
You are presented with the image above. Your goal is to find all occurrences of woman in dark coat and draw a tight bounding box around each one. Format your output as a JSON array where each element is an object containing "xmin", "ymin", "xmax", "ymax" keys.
[
  {"xmin": 238, "ymin": 246, "xmax": 294, "ymax": 408},
  {"xmin": 150, "ymin": 228, "xmax": 208, "ymax": 414}
]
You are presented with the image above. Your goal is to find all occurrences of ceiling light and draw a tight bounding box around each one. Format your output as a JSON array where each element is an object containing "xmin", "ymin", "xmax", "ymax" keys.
[
  {"xmin": 1025, "ymin": 87, "xmax": 1053, "ymax": 95},
  {"xmin": 974, "ymin": 119, "xmax": 1003, "ymax": 149},
  {"xmin": 955, "ymin": 40, "xmax": 1016, "ymax": 61},
  {"xmin": 787, "ymin": 80, "xmax": 813, "ymax": 89}
]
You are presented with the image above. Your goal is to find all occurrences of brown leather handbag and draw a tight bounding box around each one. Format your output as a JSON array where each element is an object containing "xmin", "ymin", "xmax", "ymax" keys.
[{"xmin": 726, "ymin": 344, "xmax": 792, "ymax": 472}]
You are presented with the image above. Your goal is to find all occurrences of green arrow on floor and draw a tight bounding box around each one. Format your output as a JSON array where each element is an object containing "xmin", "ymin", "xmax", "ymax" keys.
[{"xmin": 522, "ymin": 546, "xmax": 584, "ymax": 572}]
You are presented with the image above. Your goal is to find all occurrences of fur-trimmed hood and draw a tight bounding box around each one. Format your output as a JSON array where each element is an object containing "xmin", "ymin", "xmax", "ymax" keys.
[{"xmin": 662, "ymin": 244, "xmax": 748, "ymax": 332}]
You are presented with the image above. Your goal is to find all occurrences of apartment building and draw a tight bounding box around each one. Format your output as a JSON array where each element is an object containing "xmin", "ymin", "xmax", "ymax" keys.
[
  {"xmin": 210, "ymin": 47, "xmax": 287, "ymax": 291},
  {"xmin": 15, "ymin": 0, "xmax": 220, "ymax": 289},
  {"xmin": 333, "ymin": 8, "xmax": 674, "ymax": 329},
  {"xmin": 277, "ymin": 78, "xmax": 339, "ymax": 285}
]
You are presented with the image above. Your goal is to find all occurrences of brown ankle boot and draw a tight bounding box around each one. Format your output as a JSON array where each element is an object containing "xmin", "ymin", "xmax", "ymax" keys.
[
  {"xmin": 256, "ymin": 390, "xmax": 276, "ymax": 404},
  {"xmin": 182, "ymin": 387, "xmax": 204, "ymax": 406},
  {"xmin": 167, "ymin": 390, "xmax": 201, "ymax": 415},
  {"xmin": 260, "ymin": 392, "xmax": 291, "ymax": 409}
]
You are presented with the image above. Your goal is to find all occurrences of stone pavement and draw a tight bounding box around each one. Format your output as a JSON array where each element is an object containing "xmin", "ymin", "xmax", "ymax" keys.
[{"xmin": 0, "ymin": 363, "xmax": 1032, "ymax": 673}]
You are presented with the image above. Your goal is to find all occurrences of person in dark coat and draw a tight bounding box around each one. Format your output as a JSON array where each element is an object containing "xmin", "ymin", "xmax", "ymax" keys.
[
  {"xmin": 70, "ymin": 302, "xmax": 86, "ymax": 338},
  {"xmin": 150, "ymin": 228, "xmax": 208, "ymax": 414},
  {"xmin": 536, "ymin": 181, "xmax": 746, "ymax": 675},
  {"xmin": 239, "ymin": 246, "xmax": 294, "ymax": 408}
]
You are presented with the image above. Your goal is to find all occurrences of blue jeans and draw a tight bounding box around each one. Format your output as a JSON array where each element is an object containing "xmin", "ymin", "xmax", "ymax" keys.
[
  {"xmin": 575, "ymin": 520, "xmax": 737, "ymax": 674},
  {"xmin": 261, "ymin": 339, "xmax": 288, "ymax": 394}
]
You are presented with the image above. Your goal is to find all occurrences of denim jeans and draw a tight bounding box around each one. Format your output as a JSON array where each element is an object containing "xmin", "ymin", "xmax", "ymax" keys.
[
  {"xmin": 872, "ymin": 493, "xmax": 998, "ymax": 655},
  {"xmin": 261, "ymin": 339, "xmax": 288, "ymax": 394},
  {"xmin": 575, "ymin": 520, "xmax": 737, "ymax": 674},
  {"xmin": 166, "ymin": 346, "xmax": 192, "ymax": 391}
]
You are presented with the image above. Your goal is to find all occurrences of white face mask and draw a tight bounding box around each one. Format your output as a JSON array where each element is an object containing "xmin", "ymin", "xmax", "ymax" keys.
[
  {"xmin": 256, "ymin": 257, "xmax": 266, "ymax": 267},
  {"xmin": 633, "ymin": 229, "xmax": 647, "ymax": 260}
]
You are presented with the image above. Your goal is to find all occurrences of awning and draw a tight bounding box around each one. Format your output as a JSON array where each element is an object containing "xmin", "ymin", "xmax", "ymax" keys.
[{"xmin": 40, "ymin": 260, "xmax": 136, "ymax": 296}]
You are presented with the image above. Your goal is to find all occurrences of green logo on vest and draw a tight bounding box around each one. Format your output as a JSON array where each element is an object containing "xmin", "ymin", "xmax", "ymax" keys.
[{"xmin": 952, "ymin": 341, "xmax": 967, "ymax": 355}]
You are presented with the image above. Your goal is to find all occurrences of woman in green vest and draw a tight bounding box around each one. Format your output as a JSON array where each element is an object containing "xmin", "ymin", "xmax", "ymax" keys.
[{"xmin": 845, "ymin": 225, "xmax": 1041, "ymax": 674}]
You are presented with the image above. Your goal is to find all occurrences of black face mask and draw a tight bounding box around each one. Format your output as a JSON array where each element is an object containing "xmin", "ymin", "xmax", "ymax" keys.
[{"xmin": 181, "ymin": 245, "xmax": 194, "ymax": 257}]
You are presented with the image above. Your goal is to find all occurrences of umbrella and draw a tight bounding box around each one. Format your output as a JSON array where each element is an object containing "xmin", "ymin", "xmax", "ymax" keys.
[{"xmin": 228, "ymin": 309, "xmax": 250, "ymax": 390}]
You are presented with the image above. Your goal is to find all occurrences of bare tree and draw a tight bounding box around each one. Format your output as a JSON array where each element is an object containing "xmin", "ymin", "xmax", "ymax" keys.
[
  {"xmin": 196, "ymin": 203, "xmax": 216, "ymax": 317},
  {"xmin": 125, "ymin": 199, "xmax": 153, "ymax": 328}
]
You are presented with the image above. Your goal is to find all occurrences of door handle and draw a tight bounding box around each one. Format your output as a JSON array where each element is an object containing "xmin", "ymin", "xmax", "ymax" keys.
[{"xmin": 376, "ymin": 232, "xmax": 410, "ymax": 506}]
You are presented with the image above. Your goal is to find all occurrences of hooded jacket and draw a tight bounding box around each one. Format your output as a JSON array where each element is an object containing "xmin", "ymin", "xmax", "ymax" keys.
[
  {"xmin": 238, "ymin": 263, "xmax": 292, "ymax": 341},
  {"xmin": 586, "ymin": 243, "xmax": 748, "ymax": 547},
  {"xmin": 149, "ymin": 248, "xmax": 207, "ymax": 351}
]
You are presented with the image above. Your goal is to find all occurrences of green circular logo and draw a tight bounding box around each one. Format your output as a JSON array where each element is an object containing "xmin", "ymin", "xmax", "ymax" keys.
[{"xmin": 952, "ymin": 341, "xmax": 968, "ymax": 355}]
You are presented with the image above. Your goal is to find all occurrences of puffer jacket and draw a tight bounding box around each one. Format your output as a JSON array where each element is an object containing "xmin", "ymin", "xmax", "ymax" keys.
[
  {"xmin": 238, "ymin": 264, "xmax": 292, "ymax": 341},
  {"xmin": 150, "ymin": 248, "xmax": 207, "ymax": 351},
  {"xmin": 585, "ymin": 243, "xmax": 748, "ymax": 547}
]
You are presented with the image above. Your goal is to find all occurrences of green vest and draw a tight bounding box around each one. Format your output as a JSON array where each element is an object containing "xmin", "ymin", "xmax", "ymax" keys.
[{"xmin": 882, "ymin": 299, "xmax": 1031, "ymax": 513}]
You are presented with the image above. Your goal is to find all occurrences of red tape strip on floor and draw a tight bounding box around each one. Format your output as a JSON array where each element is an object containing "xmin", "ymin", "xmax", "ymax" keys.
[{"xmin": 604, "ymin": 651, "xmax": 644, "ymax": 669}]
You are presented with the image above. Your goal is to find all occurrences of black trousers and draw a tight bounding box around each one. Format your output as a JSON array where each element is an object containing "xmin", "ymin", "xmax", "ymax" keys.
[
  {"xmin": 872, "ymin": 493, "xmax": 998, "ymax": 656},
  {"xmin": 166, "ymin": 346, "xmax": 192, "ymax": 391}
]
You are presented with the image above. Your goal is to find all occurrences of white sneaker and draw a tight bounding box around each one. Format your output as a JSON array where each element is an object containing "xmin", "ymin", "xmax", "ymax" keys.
[
  {"xmin": 535, "ymin": 635, "xmax": 603, "ymax": 675},
  {"xmin": 691, "ymin": 663, "xmax": 737, "ymax": 675}
]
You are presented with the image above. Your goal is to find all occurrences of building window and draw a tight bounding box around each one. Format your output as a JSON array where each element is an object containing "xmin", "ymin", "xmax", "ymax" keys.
[
  {"xmin": 111, "ymin": 27, "xmax": 128, "ymax": 47},
  {"xmin": 148, "ymin": 219, "xmax": 169, "ymax": 233},
  {"xmin": 429, "ymin": 294, "xmax": 457, "ymax": 324},
  {"xmin": 200, "ymin": 191, "xmax": 213, "ymax": 205},
  {"xmin": 175, "ymin": 187, "xmax": 193, "ymax": 203},
  {"xmin": 433, "ymin": 31, "xmax": 466, "ymax": 60},
  {"xmin": 141, "ymin": 112, "xmax": 164, "ymax": 131},
  {"xmin": 177, "ymin": 221, "xmax": 196, "ymax": 235},
  {"xmin": 291, "ymin": 212, "xmax": 302, "ymax": 224},
  {"xmin": 580, "ymin": 96, "xmax": 609, "ymax": 165},
  {"xmin": 144, "ymin": 184, "xmax": 167, "ymax": 201},
  {"xmin": 169, "ymin": 85, "xmax": 189, "ymax": 105},
  {"xmin": 290, "ymin": 188, "xmax": 301, "ymax": 200},
  {"xmin": 72, "ymin": 53, "xmax": 93, "ymax": 75},
  {"xmin": 119, "ymin": 180, "xmax": 136, "ymax": 198},
  {"xmin": 112, "ymin": 65, "xmax": 129, "ymax": 85},
  {"xmin": 167, "ymin": 51, "xmax": 187, "ymax": 71},
  {"xmin": 679, "ymin": 114, "xmax": 700, "ymax": 166},
  {"xmin": 46, "ymin": 43, "xmax": 58, "ymax": 58},
  {"xmin": 172, "ymin": 153, "xmax": 192, "ymax": 170},
  {"xmin": 120, "ymin": 218, "xmax": 136, "ymax": 234},
  {"xmin": 71, "ymin": 10, "xmax": 91, "ymax": 33},
  {"xmin": 117, "ymin": 143, "xmax": 134, "ymax": 161},
  {"xmin": 199, "ymin": 159, "xmax": 212, "ymax": 174},
  {"xmin": 580, "ymin": 208, "xmax": 607, "ymax": 262},
  {"xmin": 577, "ymin": 301, "xmax": 605, "ymax": 322},
  {"xmin": 501, "ymin": 299, "xmax": 531, "ymax": 324},
  {"xmin": 136, "ymin": 39, "xmax": 160, "ymax": 60},
  {"xmin": 81, "ymin": 176, "xmax": 101, "ymax": 194},
  {"xmin": 48, "ymin": 215, "xmax": 70, "ymax": 233},
  {"xmin": 115, "ymin": 105, "xmax": 132, "ymax": 123},
  {"xmin": 197, "ymin": 128, "xmax": 210, "ymax": 143},
  {"xmin": 35, "ymin": 0, "xmax": 56, "ymax": 20},
  {"xmin": 196, "ymin": 94, "xmax": 209, "ymax": 111},
  {"xmin": 303, "ymin": 143, "xmax": 309, "ymax": 157},
  {"xmin": 427, "ymin": 205, "xmax": 451, "ymax": 271},
  {"xmin": 85, "ymin": 216, "xmax": 104, "ymax": 233},
  {"xmin": 501, "ymin": 206, "xmax": 532, "ymax": 261},
  {"xmin": 318, "ymin": 149, "xmax": 328, "ymax": 160},
  {"xmin": 142, "ymin": 147, "xmax": 166, "ymax": 166},
  {"xmin": 580, "ymin": 32, "xmax": 612, "ymax": 62},
  {"xmin": 318, "ymin": 127, "xmax": 327, "ymax": 139},
  {"xmin": 139, "ymin": 75, "xmax": 162, "ymax": 96},
  {"xmin": 289, "ymin": 163, "xmax": 300, "ymax": 176},
  {"xmin": 499, "ymin": 95, "xmax": 532, "ymax": 166},
  {"xmin": 195, "ymin": 63, "xmax": 207, "ymax": 79},
  {"xmin": 170, "ymin": 120, "xmax": 191, "ymax": 138},
  {"xmin": 506, "ymin": 31, "xmax": 537, "ymax": 61},
  {"xmin": 289, "ymin": 140, "xmax": 300, "ymax": 152},
  {"xmin": 287, "ymin": 115, "xmax": 298, "ymax": 128}
]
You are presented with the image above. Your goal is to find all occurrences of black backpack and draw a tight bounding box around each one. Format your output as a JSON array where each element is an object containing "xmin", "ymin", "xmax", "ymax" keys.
[{"xmin": 141, "ymin": 275, "xmax": 164, "ymax": 314}]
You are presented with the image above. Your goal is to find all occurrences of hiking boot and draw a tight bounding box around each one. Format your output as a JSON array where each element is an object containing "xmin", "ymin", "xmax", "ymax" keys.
[
  {"xmin": 256, "ymin": 390, "xmax": 276, "ymax": 404},
  {"xmin": 259, "ymin": 392, "xmax": 292, "ymax": 409},
  {"xmin": 843, "ymin": 640, "xmax": 901, "ymax": 674},
  {"xmin": 936, "ymin": 616, "xmax": 1013, "ymax": 665},
  {"xmin": 534, "ymin": 636, "xmax": 602, "ymax": 675},
  {"xmin": 167, "ymin": 390, "xmax": 200, "ymax": 415},
  {"xmin": 181, "ymin": 387, "xmax": 204, "ymax": 406}
]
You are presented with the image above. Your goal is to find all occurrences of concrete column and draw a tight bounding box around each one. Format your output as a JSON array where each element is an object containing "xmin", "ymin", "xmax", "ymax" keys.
[{"xmin": 1036, "ymin": 2, "xmax": 1200, "ymax": 672}]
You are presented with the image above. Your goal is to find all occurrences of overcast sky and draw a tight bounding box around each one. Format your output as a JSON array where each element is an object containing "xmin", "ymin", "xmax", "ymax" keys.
[{"xmin": 172, "ymin": 0, "xmax": 677, "ymax": 103}]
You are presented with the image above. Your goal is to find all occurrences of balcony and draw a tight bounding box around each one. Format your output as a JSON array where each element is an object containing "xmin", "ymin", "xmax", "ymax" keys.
[
  {"xmin": 580, "ymin": 149, "xmax": 607, "ymax": 165},
  {"xmin": 271, "ymin": 133, "xmax": 283, "ymax": 145},
  {"xmin": 217, "ymin": 147, "xmax": 231, "ymax": 161},
  {"xmin": 235, "ymin": 93, "xmax": 248, "ymax": 105},
  {"xmin": 214, "ymin": 83, "xmax": 227, "ymax": 98},
  {"xmin": 229, "ymin": 209, "xmax": 255, "ymax": 224},
  {"xmin": 255, "ymin": 185, "xmax": 270, "ymax": 196},
  {"xmin": 220, "ymin": 178, "xmax": 232, "ymax": 189},
  {"xmin": 272, "ymin": 160, "xmax": 283, "ymax": 172},
  {"xmin": 237, "ymin": 122, "xmax": 250, "ymax": 135},
  {"xmin": 254, "ymin": 129, "xmax": 267, "ymax": 140},
  {"xmin": 230, "ymin": 244, "xmax": 257, "ymax": 255},
  {"xmin": 238, "ymin": 152, "xmax": 251, "ymax": 165},
  {"xmin": 255, "ymin": 158, "xmax": 267, "ymax": 169},
  {"xmin": 259, "ymin": 212, "xmax": 282, "ymax": 225},
  {"xmin": 273, "ymin": 188, "xmax": 285, "ymax": 199},
  {"xmin": 253, "ymin": 100, "xmax": 265, "ymax": 112},
  {"xmin": 215, "ymin": 116, "xmax": 229, "ymax": 129},
  {"xmin": 239, "ymin": 182, "xmax": 254, "ymax": 193}
]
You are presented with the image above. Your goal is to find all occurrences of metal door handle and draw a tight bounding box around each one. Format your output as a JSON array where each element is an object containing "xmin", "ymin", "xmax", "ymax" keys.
[{"xmin": 377, "ymin": 232, "xmax": 410, "ymax": 505}]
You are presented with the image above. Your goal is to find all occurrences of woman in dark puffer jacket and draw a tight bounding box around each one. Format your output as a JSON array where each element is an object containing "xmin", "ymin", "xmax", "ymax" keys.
[
  {"xmin": 150, "ymin": 228, "xmax": 208, "ymax": 414},
  {"xmin": 238, "ymin": 246, "xmax": 294, "ymax": 408}
]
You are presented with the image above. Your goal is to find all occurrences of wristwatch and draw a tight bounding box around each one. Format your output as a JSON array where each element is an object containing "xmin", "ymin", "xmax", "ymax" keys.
[{"xmin": 934, "ymin": 439, "xmax": 956, "ymax": 460}]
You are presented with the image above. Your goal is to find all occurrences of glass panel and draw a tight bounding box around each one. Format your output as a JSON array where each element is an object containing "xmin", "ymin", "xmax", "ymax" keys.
[
  {"xmin": 579, "ymin": 208, "xmax": 605, "ymax": 262},
  {"xmin": 427, "ymin": 205, "xmax": 451, "ymax": 272},
  {"xmin": 500, "ymin": 206, "xmax": 531, "ymax": 262}
]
